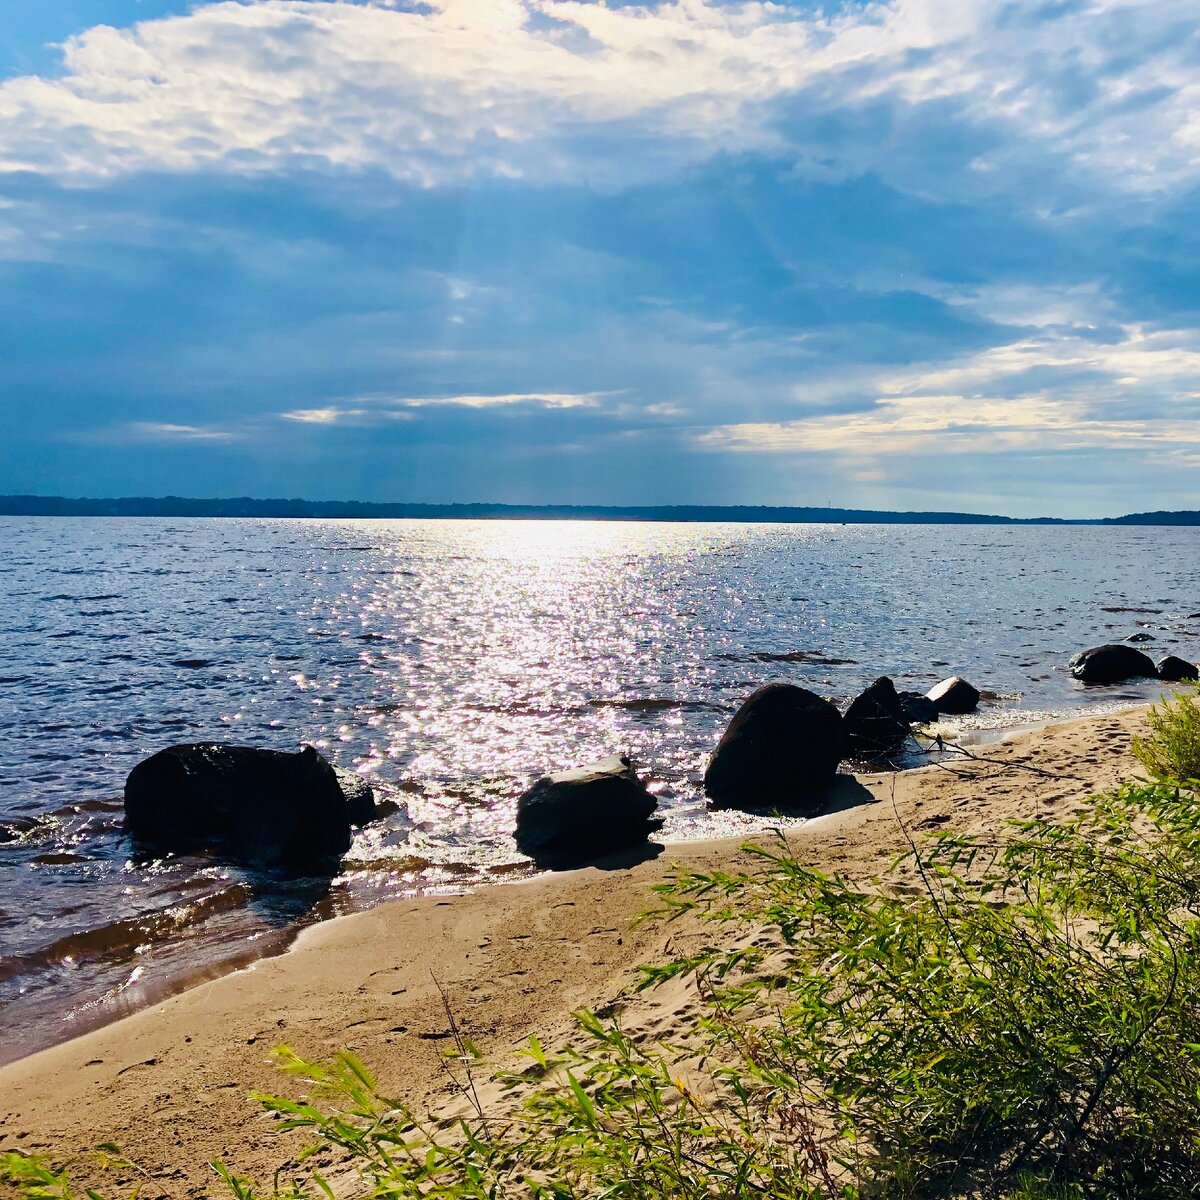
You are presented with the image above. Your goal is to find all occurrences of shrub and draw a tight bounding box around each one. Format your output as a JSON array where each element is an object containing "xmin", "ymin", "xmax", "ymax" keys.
[
  {"xmin": 5, "ymin": 782, "xmax": 1200, "ymax": 1199},
  {"xmin": 643, "ymin": 783, "xmax": 1200, "ymax": 1197},
  {"xmin": 1133, "ymin": 686, "xmax": 1200, "ymax": 785}
]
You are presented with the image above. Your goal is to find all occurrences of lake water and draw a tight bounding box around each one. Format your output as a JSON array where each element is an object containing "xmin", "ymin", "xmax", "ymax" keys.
[{"xmin": 1, "ymin": 517, "xmax": 1196, "ymax": 1063}]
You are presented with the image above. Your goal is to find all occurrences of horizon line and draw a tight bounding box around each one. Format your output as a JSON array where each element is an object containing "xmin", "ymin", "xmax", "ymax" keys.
[{"xmin": 2, "ymin": 494, "xmax": 1199, "ymax": 526}]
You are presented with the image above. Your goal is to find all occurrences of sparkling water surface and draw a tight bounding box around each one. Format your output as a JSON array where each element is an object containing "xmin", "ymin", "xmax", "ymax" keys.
[{"xmin": 1, "ymin": 517, "xmax": 1196, "ymax": 1063}]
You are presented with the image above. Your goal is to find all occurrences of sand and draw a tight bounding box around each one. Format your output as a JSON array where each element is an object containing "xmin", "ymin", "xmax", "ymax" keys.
[{"xmin": 0, "ymin": 705, "xmax": 1151, "ymax": 1197}]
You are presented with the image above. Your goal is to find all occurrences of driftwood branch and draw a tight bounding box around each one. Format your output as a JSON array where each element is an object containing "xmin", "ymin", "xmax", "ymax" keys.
[{"xmin": 908, "ymin": 730, "xmax": 1086, "ymax": 784}]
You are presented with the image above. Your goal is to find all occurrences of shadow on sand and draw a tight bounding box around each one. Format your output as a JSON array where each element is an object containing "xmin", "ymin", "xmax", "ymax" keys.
[
  {"xmin": 523, "ymin": 839, "xmax": 666, "ymax": 873},
  {"xmin": 818, "ymin": 773, "xmax": 881, "ymax": 818},
  {"xmin": 706, "ymin": 772, "xmax": 879, "ymax": 822}
]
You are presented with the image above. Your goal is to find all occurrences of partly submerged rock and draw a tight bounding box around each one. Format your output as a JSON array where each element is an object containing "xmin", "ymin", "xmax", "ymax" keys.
[
  {"xmin": 704, "ymin": 683, "xmax": 846, "ymax": 812},
  {"xmin": 844, "ymin": 677, "xmax": 910, "ymax": 761},
  {"xmin": 897, "ymin": 691, "xmax": 939, "ymax": 725},
  {"xmin": 926, "ymin": 676, "xmax": 981, "ymax": 715},
  {"xmin": 515, "ymin": 754, "xmax": 660, "ymax": 864},
  {"xmin": 0, "ymin": 815, "xmax": 42, "ymax": 844},
  {"xmin": 1157, "ymin": 655, "xmax": 1199, "ymax": 683},
  {"xmin": 333, "ymin": 766, "xmax": 377, "ymax": 826},
  {"xmin": 124, "ymin": 743, "xmax": 371, "ymax": 868},
  {"xmin": 1068, "ymin": 644, "xmax": 1157, "ymax": 684}
]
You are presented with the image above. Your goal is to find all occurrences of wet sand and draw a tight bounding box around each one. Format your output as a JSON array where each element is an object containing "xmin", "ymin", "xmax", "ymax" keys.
[{"xmin": 0, "ymin": 705, "xmax": 1151, "ymax": 1197}]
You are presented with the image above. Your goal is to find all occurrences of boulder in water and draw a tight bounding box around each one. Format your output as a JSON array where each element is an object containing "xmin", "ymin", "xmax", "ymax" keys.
[
  {"xmin": 1157, "ymin": 655, "xmax": 1199, "ymax": 682},
  {"xmin": 124, "ymin": 743, "xmax": 371, "ymax": 868},
  {"xmin": 515, "ymin": 754, "xmax": 660, "ymax": 864},
  {"xmin": 704, "ymin": 683, "xmax": 845, "ymax": 812},
  {"xmin": 333, "ymin": 767, "xmax": 377, "ymax": 826},
  {"xmin": 926, "ymin": 676, "xmax": 981, "ymax": 715},
  {"xmin": 1068, "ymin": 644, "xmax": 1157, "ymax": 684},
  {"xmin": 897, "ymin": 691, "xmax": 939, "ymax": 725},
  {"xmin": 844, "ymin": 677, "xmax": 910, "ymax": 761}
]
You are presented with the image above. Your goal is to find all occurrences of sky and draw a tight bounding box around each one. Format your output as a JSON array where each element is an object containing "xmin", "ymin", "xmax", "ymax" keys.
[{"xmin": 1, "ymin": 0, "xmax": 1199, "ymax": 517}]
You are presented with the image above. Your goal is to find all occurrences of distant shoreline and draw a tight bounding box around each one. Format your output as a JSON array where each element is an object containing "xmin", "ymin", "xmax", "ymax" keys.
[{"xmin": 2, "ymin": 494, "xmax": 1199, "ymax": 525}]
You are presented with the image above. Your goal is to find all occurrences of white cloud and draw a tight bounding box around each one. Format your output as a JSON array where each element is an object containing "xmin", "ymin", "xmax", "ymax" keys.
[
  {"xmin": 696, "ymin": 323, "xmax": 1200, "ymax": 461},
  {"xmin": 400, "ymin": 390, "xmax": 604, "ymax": 409},
  {"xmin": 0, "ymin": 0, "xmax": 1197, "ymax": 201},
  {"xmin": 281, "ymin": 406, "xmax": 374, "ymax": 423},
  {"xmin": 124, "ymin": 421, "xmax": 235, "ymax": 441},
  {"xmin": 278, "ymin": 390, "xmax": 606, "ymax": 424}
]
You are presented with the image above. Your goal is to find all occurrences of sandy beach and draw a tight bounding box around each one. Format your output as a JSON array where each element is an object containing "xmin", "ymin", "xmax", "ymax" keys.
[{"xmin": 0, "ymin": 705, "xmax": 1153, "ymax": 1197}]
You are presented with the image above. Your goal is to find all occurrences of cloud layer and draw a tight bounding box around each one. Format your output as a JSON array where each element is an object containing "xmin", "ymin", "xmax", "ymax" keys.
[
  {"xmin": 0, "ymin": 0, "xmax": 1198, "ymax": 515},
  {"xmin": 4, "ymin": 0, "xmax": 1200, "ymax": 198}
]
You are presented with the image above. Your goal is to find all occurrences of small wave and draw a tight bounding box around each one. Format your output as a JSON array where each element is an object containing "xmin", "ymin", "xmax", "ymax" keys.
[
  {"xmin": 0, "ymin": 884, "xmax": 253, "ymax": 983},
  {"xmin": 714, "ymin": 650, "xmax": 858, "ymax": 665},
  {"xmin": 587, "ymin": 697, "xmax": 724, "ymax": 712},
  {"xmin": 170, "ymin": 658, "xmax": 216, "ymax": 668},
  {"xmin": 0, "ymin": 816, "xmax": 52, "ymax": 844},
  {"xmin": 49, "ymin": 797, "xmax": 123, "ymax": 817}
]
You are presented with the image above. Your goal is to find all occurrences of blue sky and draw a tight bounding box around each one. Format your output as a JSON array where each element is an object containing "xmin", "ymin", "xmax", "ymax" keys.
[{"xmin": 1, "ymin": 0, "xmax": 1198, "ymax": 516}]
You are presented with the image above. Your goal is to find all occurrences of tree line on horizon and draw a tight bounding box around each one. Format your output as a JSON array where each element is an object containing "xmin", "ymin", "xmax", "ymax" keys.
[{"xmin": 0, "ymin": 494, "xmax": 1197, "ymax": 525}]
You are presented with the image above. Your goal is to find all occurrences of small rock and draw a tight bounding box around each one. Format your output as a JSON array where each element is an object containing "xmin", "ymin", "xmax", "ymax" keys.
[
  {"xmin": 1068, "ymin": 644, "xmax": 1157, "ymax": 684},
  {"xmin": 515, "ymin": 754, "xmax": 660, "ymax": 863},
  {"xmin": 897, "ymin": 691, "xmax": 939, "ymax": 724},
  {"xmin": 1125, "ymin": 632, "xmax": 1155, "ymax": 643},
  {"xmin": 844, "ymin": 677, "xmax": 910, "ymax": 761},
  {"xmin": 926, "ymin": 676, "xmax": 981, "ymax": 715},
  {"xmin": 1157, "ymin": 655, "xmax": 1199, "ymax": 682},
  {"xmin": 704, "ymin": 683, "xmax": 846, "ymax": 812}
]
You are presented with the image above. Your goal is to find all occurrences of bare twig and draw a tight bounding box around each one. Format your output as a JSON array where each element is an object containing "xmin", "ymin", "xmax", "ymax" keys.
[
  {"xmin": 429, "ymin": 971, "xmax": 491, "ymax": 1139},
  {"xmin": 910, "ymin": 731, "xmax": 1086, "ymax": 783}
]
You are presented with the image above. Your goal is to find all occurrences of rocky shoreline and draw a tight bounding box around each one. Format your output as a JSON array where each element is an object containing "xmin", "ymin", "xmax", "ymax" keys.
[
  {"xmin": 0, "ymin": 703, "xmax": 1160, "ymax": 1198},
  {"xmin": 118, "ymin": 646, "xmax": 1195, "ymax": 873}
]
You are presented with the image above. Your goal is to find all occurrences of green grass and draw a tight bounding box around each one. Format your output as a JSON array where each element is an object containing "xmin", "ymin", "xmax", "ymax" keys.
[
  {"xmin": 7, "ymin": 702, "xmax": 1200, "ymax": 1199},
  {"xmin": 1133, "ymin": 686, "xmax": 1200, "ymax": 785}
]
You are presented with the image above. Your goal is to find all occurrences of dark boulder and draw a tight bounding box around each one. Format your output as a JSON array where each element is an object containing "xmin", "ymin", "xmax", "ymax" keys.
[
  {"xmin": 515, "ymin": 754, "xmax": 660, "ymax": 863},
  {"xmin": 704, "ymin": 683, "xmax": 846, "ymax": 812},
  {"xmin": 927, "ymin": 676, "xmax": 981, "ymax": 715},
  {"xmin": 333, "ymin": 767, "xmax": 377, "ymax": 826},
  {"xmin": 124, "ymin": 743, "xmax": 370, "ymax": 867},
  {"xmin": 1158, "ymin": 655, "xmax": 1199, "ymax": 682},
  {"xmin": 897, "ymin": 691, "xmax": 939, "ymax": 725},
  {"xmin": 844, "ymin": 677, "xmax": 910, "ymax": 761},
  {"xmin": 1069, "ymin": 644, "xmax": 1157, "ymax": 684}
]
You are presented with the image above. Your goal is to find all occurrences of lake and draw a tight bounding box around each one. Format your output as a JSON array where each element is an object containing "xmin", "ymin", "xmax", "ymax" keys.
[{"xmin": 1, "ymin": 517, "xmax": 1196, "ymax": 1063}]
